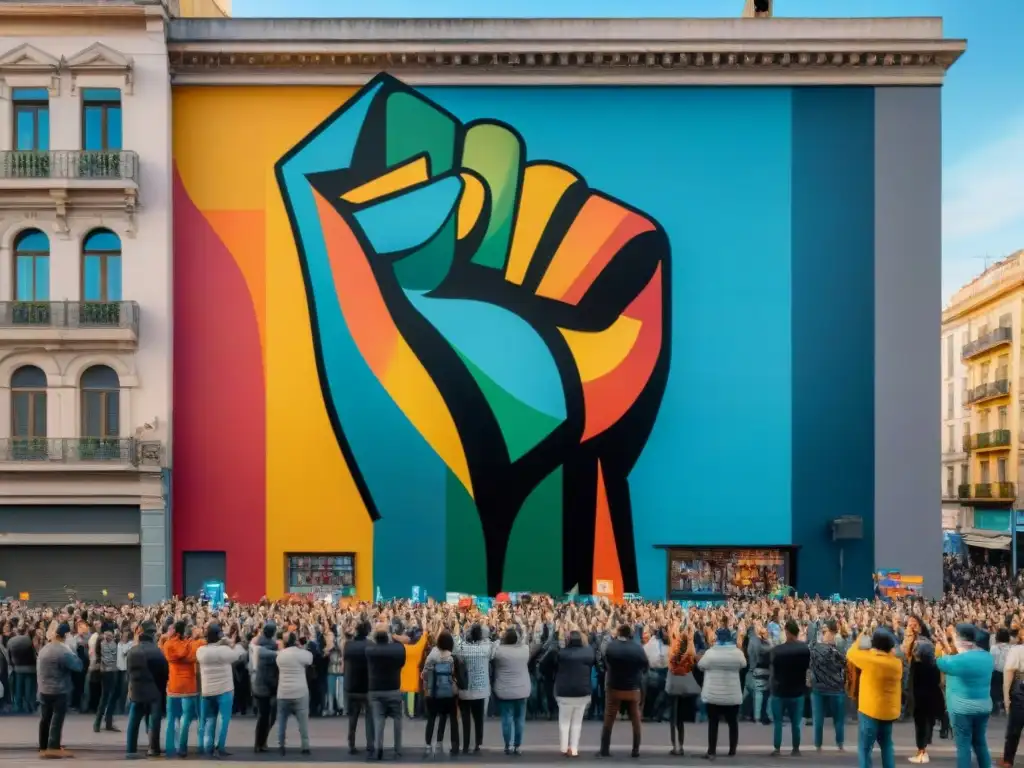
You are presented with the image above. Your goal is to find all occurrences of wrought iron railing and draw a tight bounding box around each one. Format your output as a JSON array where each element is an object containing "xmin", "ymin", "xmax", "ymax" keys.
[
  {"xmin": 0, "ymin": 438, "xmax": 162, "ymax": 466},
  {"xmin": 967, "ymin": 379, "xmax": 1010, "ymax": 404},
  {"xmin": 0, "ymin": 301, "xmax": 139, "ymax": 336},
  {"xmin": 972, "ymin": 429, "xmax": 1012, "ymax": 450},
  {"xmin": 973, "ymin": 482, "xmax": 1015, "ymax": 500},
  {"xmin": 962, "ymin": 326, "xmax": 1013, "ymax": 359},
  {"xmin": 957, "ymin": 483, "xmax": 971, "ymax": 499},
  {"xmin": 0, "ymin": 150, "xmax": 139, "ymax": 182}
]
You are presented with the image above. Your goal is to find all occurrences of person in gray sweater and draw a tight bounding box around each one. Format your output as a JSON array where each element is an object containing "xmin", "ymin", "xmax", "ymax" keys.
[
  {"xmin": 492, "ymin": 627, "xmax": 531, "ymax": 755},
  {"xmin": 37, "ymin": 622, "xmax": 82, "ymax": 758}
]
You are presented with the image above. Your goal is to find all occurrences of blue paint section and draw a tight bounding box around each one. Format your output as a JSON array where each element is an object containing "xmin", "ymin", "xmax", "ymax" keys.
[
  {"xmin": 277, "ymin": 82, "xmax": 448, "ymax": 600},
  {"xmin": 353, "ymin": 175, "xmax": 464, "ymax": 255},
  {"xmin": 404, "ymin": 290, "xmax": 567, "ymax": 421},
  {"xmin": 790, "ymin": 88, "xmax": 876, "ymax": 599}
]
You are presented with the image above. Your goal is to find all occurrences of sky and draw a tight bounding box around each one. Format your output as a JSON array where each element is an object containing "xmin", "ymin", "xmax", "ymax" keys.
[{"xmin": 234, "ymin": 0, "xmax": 1024, "ymax": 303}]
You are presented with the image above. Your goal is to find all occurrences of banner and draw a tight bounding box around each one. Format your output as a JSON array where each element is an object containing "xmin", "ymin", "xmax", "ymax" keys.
[{"xmin": 875, "ymin": 570, "xmax": 923, "ymax": 599}]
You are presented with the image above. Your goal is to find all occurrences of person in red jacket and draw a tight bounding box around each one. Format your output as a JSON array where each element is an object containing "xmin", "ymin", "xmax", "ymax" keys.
[{"xmin": 161, "ymin": 621, "xmax": 204, "ymax": 757}]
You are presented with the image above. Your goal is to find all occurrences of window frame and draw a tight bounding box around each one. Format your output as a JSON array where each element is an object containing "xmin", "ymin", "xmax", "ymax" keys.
[
  {"xmin": 79, "ymin": 366, "xmax": 120, "ymax": 438},
  {"xmin": 81, "ymin": 229, "xmax": 122, "ymax": 303},
  {"xmin": 11, "ymin": 367, "xmax": 47, "ymax": 439},
  {"xmin": 284, "ymin": 552, "xmax": 356, "ymax": 594},
  {"xmin": 12, "ymin": 88, "xmax": 50, "ymax": 152},
  {"xmin": 13, "ymin": 230, "xmax": 50, "ymax": 302},
  {"xmin": 81, "ymin": 89, "xmax": 122, "ymax": 152}
]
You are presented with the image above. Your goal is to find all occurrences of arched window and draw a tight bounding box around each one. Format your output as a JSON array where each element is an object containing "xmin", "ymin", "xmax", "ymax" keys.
[
  {"xmin": 11, "ymin": 365, "xmax": 47, "ymax": 442},
  {"xmin": 80, "ymin": 365, "xmax": 119, "ymax": 438},
  {"xmin": 13, "ymin": 229, "xmax": 49, "ymax": 302},
  {"xmin": 82, "ymin": 229, "xmax": 121, "ymax": 303}
]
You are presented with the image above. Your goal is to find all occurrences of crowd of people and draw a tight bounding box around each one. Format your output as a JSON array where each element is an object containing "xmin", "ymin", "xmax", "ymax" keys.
[{"xmin": 0, "ymin": 554, "xmax": 1019, "ymax": 767}]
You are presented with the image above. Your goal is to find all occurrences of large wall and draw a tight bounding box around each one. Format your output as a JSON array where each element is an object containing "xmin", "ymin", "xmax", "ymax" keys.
[{"xmin": 171, "ymin": 79, "xmax": 941, "ymax": 601}]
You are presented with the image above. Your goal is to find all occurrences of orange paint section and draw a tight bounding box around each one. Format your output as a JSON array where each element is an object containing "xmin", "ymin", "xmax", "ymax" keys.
[
  {"xmin": 581, "ymin": 265, "xmax": 664, "ymax": 441},
  {"xmin": 561, "ymin": 208, "xmax": 656, "ymax": 306},
  {"xmin": 592, "ymin": 460, "xmax": 624, "ymax": 602},
  {"xmin": 173, "ymin": 86, "xmax": 375, "ymax": 600}
]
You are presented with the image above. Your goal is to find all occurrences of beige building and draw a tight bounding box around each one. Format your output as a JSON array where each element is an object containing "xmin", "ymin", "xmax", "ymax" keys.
[{"xmin": 942, "ymin": 250, "xmax": 1024, "ymax": 547}]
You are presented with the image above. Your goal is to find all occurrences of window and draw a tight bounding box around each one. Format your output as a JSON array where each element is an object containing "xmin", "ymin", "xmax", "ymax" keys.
[
  {"xmin": 946, "ymin": 335, "xmax": 954, "ymax": 378},
  {"xmin": 981, "ymin": 460, "xmax": 991, "ymax": 484},
  {"xmin": 11, "ymin": 365, "xmax": 47, "ymax": 460},
  {"xmin": 82, "ymin": 229, "xmax": 122, "ymax": 303},
  {"xmin": 1000, "ymin": 313, "xmax": 1012, "ymax": 328},
  {"xmin": 947, "ymin": 424, "xmax": 954, "ymax": 453},
  {"xmin": 80, "ymin": 365, "xmax": 120, "ymax": 438},
  {"xmin": 981, "ymin": 362, "xmax": 991, "ymax": 382},
  {"xmin": 961, "ymin": 463, "xmax": 969, "ymax": 485},
  {"xmin": 981, "ymin": 410, "xmax": 990, "ymax": 433},
  {"xmin": 1000, "ymin": 406, "xmax": 1009, "ymax": 430},
  {"xmin": 947, "ymin": 382, "xmax": 954, "ymax": 418},
  {"xmin": 12, "ymin": 88, "xmax": 49, "ymax": 151},
  {"xmin": 286, "ymin": 554, "xmax": 355, "ymax": 594},
  {"xmin": 668, "ymin": 548, "xmax": 790, "ymax": 598},
  {"xmin": 946, "ymin": 466, "xmax": 955, "ymax": 497},
  {"xmin": 82, "ymin": 89, "xmax": 122, "ymax": 151},
  {"xmin": 998, "ymin": 458, "xmax": 1008, "ymax": 483},
  {"xmin": 13, "ymin": 229, "xmax": 49, "ymax": 306}
]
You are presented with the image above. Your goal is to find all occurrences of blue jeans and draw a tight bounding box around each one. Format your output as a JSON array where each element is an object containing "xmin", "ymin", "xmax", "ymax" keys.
[
  {"xmin": 771, "ymin": 696, "xmax": 804, "ymax": 750},
  {"xmin": 499, "ymin": 698, "xmax": 527, "ymax": 749},
  {"xmin": 13, "ymin": 672, "xmax": 36, "ymax": 714},
  {"xmin": 201, "ymin": 691, "xmax": 233, "ymax": 754},
  {"xmin": 165, "ymin": 696, "xmax": 198, "ymax": 756},
  {"xmin": 950, "ymin": 712, "xmax": 991, "ymax": 768},
  {"xmin": 857, "ymin": 713, "xmax": 895, "ymax": 768},
  {"xmin": 811, "ymin": 691, "xmax": 846, "ymax": 748}
]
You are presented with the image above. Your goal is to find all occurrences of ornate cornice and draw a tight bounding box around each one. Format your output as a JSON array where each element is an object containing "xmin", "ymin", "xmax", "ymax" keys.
[{"xmin": 167, "ymin": 18, "xmax": 966, "ymax": 87}]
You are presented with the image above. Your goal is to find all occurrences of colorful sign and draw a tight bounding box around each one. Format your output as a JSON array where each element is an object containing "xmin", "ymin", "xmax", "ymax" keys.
[
  {"xmin": 445, "ymin": 592, "xmax": 461, "ymax": 605},
  {"xmin": 876, "ymin": 570, "xmax": 923, "ymax": 599},
  {"xmin": 411, "ymin": 586, "xmax": 422, "ymax": 603},
  {"xmin": 595, "ymin": 579, "xmax": 614, "ymax": 595},
  {"xmin": 18, "ymin": 592, "xmax": 29, "ymax": 601}
]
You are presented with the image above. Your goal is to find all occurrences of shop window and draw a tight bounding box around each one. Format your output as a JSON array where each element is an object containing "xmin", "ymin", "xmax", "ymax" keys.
[
  {"xmin": 286, "ymin": 554, "xmax": 355, "ymax": 594},
  {"xmin": 82, "ymin": 88, "xmax": 122, "ymax": 151},
  {"xmin": 13, "ymin": 88, "xmax": 49, "ymax": 151},
  {"xmin": 668, "ymin": 547, "xmax": 790, "ymax": 598}
]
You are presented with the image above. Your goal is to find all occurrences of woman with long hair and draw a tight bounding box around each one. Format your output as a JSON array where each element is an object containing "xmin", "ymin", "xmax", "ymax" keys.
[
  {"xmin": 421, "ymin": 630, "xmax": 459, "ymax": 757},
  {"xmin": 905, "ymin": 620, "xmax": 944, "ymax": 765},
  {"xmin": 665, "ymin": 622, "xmax": 699, "ymax": 756}
]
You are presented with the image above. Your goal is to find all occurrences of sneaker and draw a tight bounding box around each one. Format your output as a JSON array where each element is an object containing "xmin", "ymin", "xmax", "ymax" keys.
[
  {"xmin": 909, "ymin": 754, "xmax": 930, "ymax": 764},
  {"xmin": 792, "ymin": 748, "xmax": 801, "ymax": 757}
]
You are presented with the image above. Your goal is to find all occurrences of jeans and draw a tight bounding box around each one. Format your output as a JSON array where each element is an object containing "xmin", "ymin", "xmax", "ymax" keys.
[
  {"xmin": 347, "ymin": 693, "xmax": 375, "ymax": 752},
  {"xmin": 127, "ymin": 700, "xmax": 163, "ymax": 755},
  {"xmin": 425, "ymin": 697, "xmax": 459, "ymax": 751},
  {"xmin": 556, "ymin": 695, "xmax": 589, "ymax": 754},
  {"xmin": 201, "ymin": 691, "xmax": 234, "ymax": 754},
  {"xmin": 278, "ymin": 696, "xmax": 311, "ymax": 751},
  {"xmin": 706, "ymin": 703, "xmax": 739, "ymax": 756},
  {"xmin": 93, "ymin": 671, "xmax": 118, "ymax": 731},
  {"xmin": 459, "ymin": 698, "xmax": 486, "ymax": 752},
  {"xmin": 326, "ymin": 674, "xmax": 344, "ymax": 714},
  {"xmin": 38, "ymin": 693, "xmax": 67, "ymax": 751},
  {"xmin": 165, "ymin": 695, "xmax": 198, "ymax": 756},
  {"xmin": 811, "ymin": 691, "xmax": 846, "ymax": 748},
  {"xmin": 951, "ymin": 712, "xmax": 991, "ymax": 768},
  {"xmin": 500, "ymin": 698, "xmax": 527, "ymax": 749},
  {"xmin": 771, "ymin": 695, "xmax": 804, "ymax": 750},
  {"xmin": 369, "ymin": 690, "xmax": 404, "ymax": 755},
  {"xmin": 254, "ymin": 694, "xmax": 277, "ymax": 750},
  {"xmin": 14, "ymin": 671, "xmax": 37, "ymax": 714},
  {"xmin": 857, "ymin": 713, "xmax": 895, "ymax": 768}
]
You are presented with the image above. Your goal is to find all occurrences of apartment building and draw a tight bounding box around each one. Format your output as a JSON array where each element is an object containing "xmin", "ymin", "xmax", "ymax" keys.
[
  {"xmin": 0, "ymin": 0, "xmax": 176, "ymax": 603},
  {"xmin": 941, "ymin": 316, "xmax": 971, "ymax": 531},
  {"xmin": 943, "ymin": 250, "xmax": 1024, "ymax": 543}
]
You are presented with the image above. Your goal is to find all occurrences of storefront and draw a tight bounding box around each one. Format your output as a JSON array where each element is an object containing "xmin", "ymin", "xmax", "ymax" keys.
[
  {"xmin": 285, "ymin": 553, "xmax": 355, "ymax": 596},
  {"xmin": 663, "ymin": 546, "xmax": 796, "ymax": 600}
]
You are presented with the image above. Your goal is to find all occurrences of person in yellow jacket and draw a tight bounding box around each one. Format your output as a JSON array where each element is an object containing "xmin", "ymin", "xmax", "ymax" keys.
[
  {"xmin": 846, "ymin": 628, "xmax": 903, "ymax": 768},
  {"xmin": 400, "ymin": 631, "xmax": 428, "ymax": 718}
]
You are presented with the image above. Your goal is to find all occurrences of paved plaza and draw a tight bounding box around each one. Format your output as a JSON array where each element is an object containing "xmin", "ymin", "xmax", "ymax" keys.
[{"xmin": 0, "ymin": 714, "xmax": 1010, "ymax": 765}]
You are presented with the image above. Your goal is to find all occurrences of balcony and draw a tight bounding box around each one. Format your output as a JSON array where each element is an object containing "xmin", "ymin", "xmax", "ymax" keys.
[
  {"xmin": 962, "ymin": 434, "xmax": 972, "ymax": 453},
  {"xmin": 0, "ymin": 301, "xmax": 139, "ymax": 349},
  {"xmin": 962, "ymin": 326, "xmax": 1013, "ymax": 360},
  {"xmin": 0, "ymin": 438, "xmax": 162, "ymax": 469},
  {"xmin": 966, "ymin": 379, "xmax": 1010, "ymax": 405},
  {"xmin": 972, "ymin": 482, "xmax": 1016, "ymax": 502},
  {"xmin": 0, "ymin": 150, "xmax": 139, "ymax": 231},
  {"xmin": 972, "ymin": 429, "xmax": 1012, "ymax": 452},
  {"xmin": 958, "ymin": 483, "xmax": 972, "ymax": 500}
]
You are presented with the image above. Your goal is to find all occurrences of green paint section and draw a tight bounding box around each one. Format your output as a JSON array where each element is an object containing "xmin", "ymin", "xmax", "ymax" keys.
[
  {"xmin": 461, "ymin": 123, "xmax": 521, "ymax": 270},
  {"xmin": 503, "ymin": 467, "xmax": 563, "ymax": 593},
  {"xmin": 385, "ymin": 92, "xmax": 455, "ymax": 175},
  {"xmin": 456, "ymin": 351, "xmax": 562, "ymax": 462},
  {"xmin": 393, "ymin": 213, "xmax": 457, "ymax": 292},
  {"xmin": 445, "ymin": 469, "xmax": 488, "ymax": 594}
]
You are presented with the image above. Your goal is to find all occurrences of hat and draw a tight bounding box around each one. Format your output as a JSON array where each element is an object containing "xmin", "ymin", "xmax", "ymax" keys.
[
  {"xmin": 715, "ymin": 628, "xmax": 733, "ymax": 645},
  {"xmin": 955, "ymin": 623, "xmax": 977, "ymax": 644},
  {"xmin": 55, "ymin": 622, "xmax": 71, "ymax": 639}
]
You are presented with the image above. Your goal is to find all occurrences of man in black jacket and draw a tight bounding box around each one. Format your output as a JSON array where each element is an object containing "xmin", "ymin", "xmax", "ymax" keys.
[
  {"xmin": 125, "ymin": 621, "xmax": 170, "ymax": 758},
  {"xmin": 366, "ymin": 623, "xmax": 407, "ymax": 760},
  {"xmin": 8, "ymin": 624, "xmax": 37, "ymax": 714},
  {"xmin": 769, "ymin": 620, "xmax": 811, "ymax": 757},
  {"xmin": 344, "ymin": 621, "xmax": 374, "ymax": 755},
  {"xmin": 599, "ymin": 624, "xmax": 649, "ymax": 758},
  {"xmin": 250, "ymin": 622, "xmax": 279, "ymax": 753}
]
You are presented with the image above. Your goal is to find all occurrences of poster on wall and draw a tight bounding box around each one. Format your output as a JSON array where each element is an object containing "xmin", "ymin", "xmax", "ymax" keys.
[
  {"xmin": 875, "ymin": 570, "xmax": 923, "ymax": 599},
  {"xmin": 668, "ymin": 548, "xmax": 790, "ymax": 599}
]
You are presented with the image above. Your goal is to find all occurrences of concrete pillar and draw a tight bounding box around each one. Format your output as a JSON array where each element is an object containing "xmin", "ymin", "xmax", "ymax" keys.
[{"xmin": 140, "ymin": 473, "xmax": 168, "ymax": 603}]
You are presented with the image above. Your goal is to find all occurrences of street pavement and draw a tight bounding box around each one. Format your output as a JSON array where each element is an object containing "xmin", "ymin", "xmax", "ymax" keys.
[{"xmin": 0, "ymin": 713, "xmax": 1008, "ymax": 765}]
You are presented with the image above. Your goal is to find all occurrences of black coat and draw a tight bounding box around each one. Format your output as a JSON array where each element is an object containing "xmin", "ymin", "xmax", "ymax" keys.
[
  {"xmin": 365, "ymin": 640, "xmax": 406, "ymax": 693},
  {"xmin": 555, "ymin": 644, "xmax": 596, "ymax": 698},
  {"xmin": 343, "ymin": 637, "xmax": 370, "ymax": 695},
  {"xmin": 250, "ymin": 636, "xmax": 278, "ymax": 697},
  {"xmin": 603, "ymin": 639, "xmax": 649, "ymax": 692},
  {"xmin": 7, "ymin": 634, "xmax": 36, "ymax": 670},
  {"xmin": 126, "ymin": 636, "xmax": 169, "ymax": 703}
]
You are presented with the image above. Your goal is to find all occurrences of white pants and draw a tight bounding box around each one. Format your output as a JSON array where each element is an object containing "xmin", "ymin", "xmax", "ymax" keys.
[{"xmin": 556, "ymin": 696, "xmax": 590, "ymax": 755}]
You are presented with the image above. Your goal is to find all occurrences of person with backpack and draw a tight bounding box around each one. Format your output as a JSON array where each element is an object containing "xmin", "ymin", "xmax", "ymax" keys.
[{"xmin": 422, "ymin": 630, "xmax": 460, "ymax": 756}]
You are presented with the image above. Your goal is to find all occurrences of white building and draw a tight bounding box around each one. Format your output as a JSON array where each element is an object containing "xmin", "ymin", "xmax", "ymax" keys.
[
  {"xmin": 941, "ymin": 318, "xmax": 971, "ymax": 531},
  {"xmin": 0, "ymin": 0, "xmax": 172, "ymax": 604}
]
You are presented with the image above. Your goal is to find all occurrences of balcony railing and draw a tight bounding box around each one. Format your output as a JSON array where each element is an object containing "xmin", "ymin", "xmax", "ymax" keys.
[
  {"xmin": 973, "ymin": 482, "xmax": 1016, "ymax": 501},
  {"xmin": 967, "ymin": 379, "xmax": 1010, "ymax": 404},
  {"xmin": 0, "ymin": 150, "xmax": 139, "ymax": 183},
  {"xmin": 0, "ymin": 438, "xmax": 162, "ymax": 466},
  {"xmin": 962, "ymin": 434, "xmax": 972, "ymax": 452},
  {"xmin": 0, "ymin": 301, "xmax": 139, "ymax": 334},
  {"xmin": 958, "ymin": 483, "xmax": 972, "ymax": 499},
  {"xmin": 972, "ymin": 429, "xmax": 1012, "ymax": 450},
  {"xmin": 962, "ymin": 326, "xmax": 1013, "ymax": 359}
]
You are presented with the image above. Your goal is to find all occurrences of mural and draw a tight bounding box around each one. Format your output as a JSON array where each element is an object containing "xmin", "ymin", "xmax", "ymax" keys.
[{"xmin": 276, "ymin": 75, "xmax": 670, "ymax": 597}]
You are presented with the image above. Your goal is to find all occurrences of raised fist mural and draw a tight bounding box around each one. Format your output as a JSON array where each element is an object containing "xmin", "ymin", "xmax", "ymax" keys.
[{"xmin": 276, "ymin": 74, "xmax": 671, "ymax": 597}]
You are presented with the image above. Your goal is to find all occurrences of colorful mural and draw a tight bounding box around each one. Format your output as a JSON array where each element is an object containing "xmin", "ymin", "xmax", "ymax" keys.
[{"xmin": 275, "ymin": 75, "xmax": 670, "ymax": 598}]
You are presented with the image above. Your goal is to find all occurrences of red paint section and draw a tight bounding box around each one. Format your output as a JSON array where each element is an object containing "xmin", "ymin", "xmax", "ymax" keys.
[
  {"xmin": 172, "ymin": 169, "xmax": 266, "ymax": 601},
  {"xmin": 592, "ymin": 460, "xmax": 624, "ymax": 601}
]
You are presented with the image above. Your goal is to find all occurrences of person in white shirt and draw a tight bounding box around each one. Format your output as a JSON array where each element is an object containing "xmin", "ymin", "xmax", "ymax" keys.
[
  {"xmin": 276, "ymin": 632, "xmax": 314, "ymax": 755},
  {"xmin": 116, "ymin": 629, "xmax": 134, "ymax": 715},
  {"xmin": 196, "ymin": 623, "xmax": 245, "ymax": 758}
]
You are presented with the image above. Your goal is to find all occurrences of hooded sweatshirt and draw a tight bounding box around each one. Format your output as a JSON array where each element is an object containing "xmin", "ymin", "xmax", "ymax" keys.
[{"xmin": 161, "ymin": 635, "xmax": 204, "ymax": 696}]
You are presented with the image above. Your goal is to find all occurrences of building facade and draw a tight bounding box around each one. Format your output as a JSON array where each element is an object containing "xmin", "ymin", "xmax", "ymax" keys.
[
  {"xmin": 167, "ymin": 16, "xmax": 962, "ymax": 601},
  {"xmin": 941, "ymin": 314, "xmax": 971, "ymax": 532},
  {"xmin": 943, "ymin": 251, "xmax": 1024, "ymax": 546}
]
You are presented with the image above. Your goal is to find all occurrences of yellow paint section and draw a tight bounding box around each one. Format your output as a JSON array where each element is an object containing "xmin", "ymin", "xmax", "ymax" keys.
[
  {"xmin": 558, "ymin": 315, "xmax": 643, "ymax": 383},
  {"xmin": 174, "ymin": 86, "xmax": 376, "ymax": 600},
  {"xmin": 505, "ymin": 164, "xmax": 578, "ymax": 285},
  {"xmin": 457, "ymin": 172, "xmax": 486, "ymax": 239},
  {"xmin": 382, "ymin": 339, "xmax": 474, "ymax": 496},
  {"xmin": 341, "ymin": 156, "xmax": 430, "ymax": 204}
]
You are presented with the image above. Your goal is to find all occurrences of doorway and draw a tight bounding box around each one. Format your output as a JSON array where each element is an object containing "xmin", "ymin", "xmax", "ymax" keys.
[{"xmin": 182, "ymin": 551, "xmax": 226, "ymax": 598}]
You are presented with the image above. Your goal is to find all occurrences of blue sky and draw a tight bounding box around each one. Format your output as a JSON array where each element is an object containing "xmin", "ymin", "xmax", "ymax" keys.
[{"xmin": 235, "ymin": 0, "xmax": 1024, "ymax": 301}]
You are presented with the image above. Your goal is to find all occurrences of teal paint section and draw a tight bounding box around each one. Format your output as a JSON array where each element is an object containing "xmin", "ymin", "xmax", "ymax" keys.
[
  {"xmin": 975, "ymin": 510, "xmax": 1011, "ymax": 532},
  {"xmin": 790, "ymin": 88, "xmax": 876, "ymax": 599}
]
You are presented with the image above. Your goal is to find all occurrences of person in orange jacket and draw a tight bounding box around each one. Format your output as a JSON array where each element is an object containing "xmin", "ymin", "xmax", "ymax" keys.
[
  {"xmin": 401, "ymin": 630, "xmax": 428, "ymax": 718},
  {"xmin": 160, "ymin": 621, "xmax": 205, "ymax": 758}
]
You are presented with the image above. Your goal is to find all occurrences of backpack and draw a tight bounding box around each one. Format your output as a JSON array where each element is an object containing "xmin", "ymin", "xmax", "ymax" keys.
[{"xmin": 432, "ymin": 659, "xmax": 456, "ymax": 699}]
